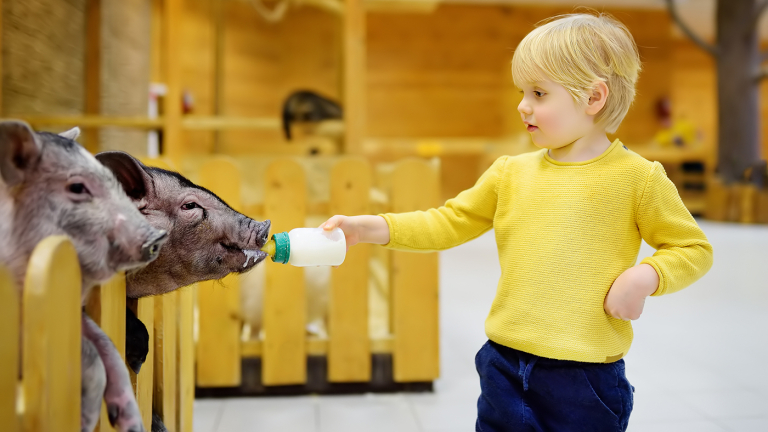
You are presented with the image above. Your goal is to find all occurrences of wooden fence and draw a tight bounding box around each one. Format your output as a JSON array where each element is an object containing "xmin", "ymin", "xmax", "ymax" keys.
[
  {"xmin": 1, "ymin": 237, "xmax": 194, "ymax": 431},
  {"xmin": 193, "ymin": 155, "xmax": 441, "ymax": 394}
]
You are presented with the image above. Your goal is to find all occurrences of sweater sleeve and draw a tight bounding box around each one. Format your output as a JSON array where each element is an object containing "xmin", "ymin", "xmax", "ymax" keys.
[
  {"xmin": 637, "ymin": 162, "xmax": 714, "ymax": 296},
  {"xmin": 380, "ymin": 156, "xmax": 506, "ymax": 252}
]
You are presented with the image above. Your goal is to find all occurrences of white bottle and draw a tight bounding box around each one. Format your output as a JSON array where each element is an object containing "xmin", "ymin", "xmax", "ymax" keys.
[{"xmin": 260, "ymin": 227, "xmax": 346, "ymax": 267}]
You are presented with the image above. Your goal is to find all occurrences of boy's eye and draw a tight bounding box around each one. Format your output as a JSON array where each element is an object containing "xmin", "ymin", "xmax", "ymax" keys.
[{"xmin": 534, "ymin": 91, "xmax": 545, "ymax": 97}]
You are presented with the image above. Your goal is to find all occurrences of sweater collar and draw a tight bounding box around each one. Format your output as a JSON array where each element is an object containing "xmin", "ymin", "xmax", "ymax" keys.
[{"xmin": 542, "ymin": 138, "xmax": 623, "ymax": 167}]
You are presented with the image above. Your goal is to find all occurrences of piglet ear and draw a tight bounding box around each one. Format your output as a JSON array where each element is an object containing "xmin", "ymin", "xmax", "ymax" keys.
[
  {"xmin": 95, "ymin": 151, "xmax": 152, "ymax": 200},
  {"xmin": 58, "ymin": 127, "xmax": 81, "ymax": 141},
  {"xmin": 0, "ymin": 120, "xmax": 41, "ymax": 187}
]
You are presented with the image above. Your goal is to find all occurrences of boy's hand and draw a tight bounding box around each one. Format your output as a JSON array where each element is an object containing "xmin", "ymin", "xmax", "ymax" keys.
[
  {"xmin": 321, "ymin": 215, "xmax": 360, "ymax": 250},
  {"xmin": 604, "ymin": 264, "xmax": 660, "ymax": 321},
  {"xmin": 321, "ymin": 215, "xmax": 391, "ymax": 248}
]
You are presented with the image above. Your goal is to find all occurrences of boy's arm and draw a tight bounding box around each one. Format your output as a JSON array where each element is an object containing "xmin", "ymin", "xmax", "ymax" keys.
[
  {"xmin": 636, "ymin": 162, "xmax": 714, "ymax": 296},
  {"xmin": 380, "ymin": 156, "xmax": 507, "ymax": 252}
]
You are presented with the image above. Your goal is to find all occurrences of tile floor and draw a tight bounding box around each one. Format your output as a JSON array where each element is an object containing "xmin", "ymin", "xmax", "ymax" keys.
[{"xmin": 194, "ymin": 220, "xmax": 768, "ymax": 432}]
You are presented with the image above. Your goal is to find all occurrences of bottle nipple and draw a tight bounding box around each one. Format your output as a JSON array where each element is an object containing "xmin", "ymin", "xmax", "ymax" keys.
[{"xmin": 261, "ymin": 239, "xmax": 276, "ymax": 257}]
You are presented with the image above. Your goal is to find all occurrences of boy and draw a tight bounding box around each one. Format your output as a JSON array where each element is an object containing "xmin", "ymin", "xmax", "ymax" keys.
[{"xmin": 322, "ymin": 13, "xmax": 713, "ymax": 431}]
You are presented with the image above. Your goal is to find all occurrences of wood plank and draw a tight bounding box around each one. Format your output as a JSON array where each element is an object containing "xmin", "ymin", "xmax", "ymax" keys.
[
  {"xmin": 154, "ymin": 291, "xmax": 178, "ymax": 432},
  {"xmin": 163, "ymin": 0, "xmax": 184, "ymax": 165},
  {"xmin": 0, "ymin": 0, "xmax": 3, "ymax": 118},
  {"xmin": 263, "ymin": 159, "xmax": 307, "ymax": 385},
  {"xmin": 23, "ymin": 237, "xmax": 81, "ymax": 432},
  {"xmin": 196, "ymin": 158, "xmax": 243, "ymax": 386},
  {"xmin": 342, "ymin": 0, "xmax": 366, "ymax": 154},
  {"xmin": 130, "ymin": 297, "xmax": 155, "ymax": 431},
  {"xmin": 328, "ymin": 158, "xmax": 371, "ymax": 381},
  {"xmin": 390, "ymin": 159, "xmax": 440, "ymax": 382},
  {"xmin": 241, "ymin": 335, "xmax": 394, "ymax": 358},
  {"xmin": 84, "ymin": 0, "xmax": 101, "ymax": 153},
  {"xmin": 0, "ymin": 266, "xmax": 18, "ymax": 432},
  {"xmin": 97, "ymin": 273, "xmax": 127, "ymax": 432},
  {"xmin": 182, "ymin": 116, "xmax": 280, "ymax": 130},
  {"xmin": 20, "ymin": 116, "xmax": 163, "ymax": 129},
  {"xmin": 177, "ymin": 285, "xmax": 195, "ymax": 432}
]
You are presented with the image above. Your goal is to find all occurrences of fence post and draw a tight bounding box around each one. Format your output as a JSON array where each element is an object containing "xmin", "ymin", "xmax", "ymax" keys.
[
  {"xmin": 22, "ymin": 236, "xmax": 81, "ymax": 432},
  {"xmin": 263, "ymin": 159, "xmax": 307, "ymax": 385},
  {"xmin": 154, "ymin": 291, "xmax": 178, "ymax": 432},
  {"xmin": 178, "ymin": 284, "xmax": 196, "ymax": 432},
  {"xmin": 390, "ymin": 159, "xmax": 440, "ymax": 382},
  {"xmin": 129, "ymin": 296, "xmax": 154, "ymax": 431},
  {"xmin": 0, "ymin": 266, "xmax": 19, "ymax": 432},
  {"xmin": 328, "ymin": 157, "xmax": 371, "ymax": 382},
  {"xmin": 197, "ymin": 157, "xmax": 243, "ymax": 386}
]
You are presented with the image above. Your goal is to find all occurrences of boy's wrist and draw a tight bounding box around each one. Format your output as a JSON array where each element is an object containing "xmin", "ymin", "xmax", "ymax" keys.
[{"xmin": 636, "ymin": 263, "xmax": 660, "ymax": 297}]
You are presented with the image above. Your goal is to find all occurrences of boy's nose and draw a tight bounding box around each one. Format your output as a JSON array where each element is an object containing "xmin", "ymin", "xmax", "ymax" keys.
[{"xmin": 518, "ymin": 100, "xmax": 531, "ymax": 116}]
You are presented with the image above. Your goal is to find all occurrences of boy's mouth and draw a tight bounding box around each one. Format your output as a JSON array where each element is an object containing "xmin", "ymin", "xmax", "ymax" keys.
[{"xmin": 526, "ymin": 124, "xmax": 538, "ymax": 132}]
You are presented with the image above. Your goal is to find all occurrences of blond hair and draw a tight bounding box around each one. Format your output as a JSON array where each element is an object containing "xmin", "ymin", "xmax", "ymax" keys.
[{"xmin": 511, "ymin": 13, "xmax": 641, "ymax": 133}]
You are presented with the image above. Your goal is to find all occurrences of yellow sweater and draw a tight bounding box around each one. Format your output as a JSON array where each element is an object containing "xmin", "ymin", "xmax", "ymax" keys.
[{"xmin": 380, "ymin": 139, "xmax": 713, "ymax": 363}]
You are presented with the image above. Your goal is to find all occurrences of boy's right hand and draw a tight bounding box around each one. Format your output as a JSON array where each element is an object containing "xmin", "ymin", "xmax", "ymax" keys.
[
  {"xmin": 321, "ymin": 214, "xmax": 391, "ymax": 248},
  {"xmin": 322, "ymin": 215, "xmax": 361, "ymax": 249}
]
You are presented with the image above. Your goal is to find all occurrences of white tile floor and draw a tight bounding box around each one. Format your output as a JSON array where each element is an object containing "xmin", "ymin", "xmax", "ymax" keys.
[{"xmin": 194, "ymin": 220, "xmax": 768, "ymax": 432}]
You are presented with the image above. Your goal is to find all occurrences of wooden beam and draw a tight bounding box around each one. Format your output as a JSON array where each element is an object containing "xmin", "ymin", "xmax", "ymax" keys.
[
  {"xmin": 20, "ymin": 116, "xmax": 163, "ymax": 129},
  {"xmin": 240, "ymin": 335, "xmax": 395, "ymax": 358},
  {"xmin": 84, "ymin": 0, "xmax": 101, "ymax": 153},
  {"xmin": 342, "ymin": 0, "xmax": 366, "ymax": 154},
  {"xmin": 182, "ymin": 116, "xmax": 280, "ymax": 130},
  {"xmin": 163, "ymin": 0, "xmax": 184, "ymax": 165}
]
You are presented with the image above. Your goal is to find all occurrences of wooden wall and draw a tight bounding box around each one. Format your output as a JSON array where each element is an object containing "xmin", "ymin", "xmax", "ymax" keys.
[{"xmin": 2, "ymin": 0, "xmax": 86, "ymax": 117}]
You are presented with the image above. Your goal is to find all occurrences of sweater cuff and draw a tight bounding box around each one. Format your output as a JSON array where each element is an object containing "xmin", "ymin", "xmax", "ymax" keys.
[
  {"xmin": 640, "ymin": 257, "xmax": 665, "ymax": 296},
  {"xmin": 378, "ymin": 213, "xmax": 397, "ymax": 248}
]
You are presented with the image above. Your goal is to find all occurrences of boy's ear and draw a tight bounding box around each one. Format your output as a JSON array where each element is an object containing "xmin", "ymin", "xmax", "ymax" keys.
[{"xmin": 585, "ymin": 81, "xmax": 609, "ymax": 116}]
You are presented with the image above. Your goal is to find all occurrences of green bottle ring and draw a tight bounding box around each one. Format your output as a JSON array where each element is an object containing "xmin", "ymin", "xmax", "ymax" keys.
[{"xmin": 271, "ymin": 231, "xmax": 290, "ymax": 264}]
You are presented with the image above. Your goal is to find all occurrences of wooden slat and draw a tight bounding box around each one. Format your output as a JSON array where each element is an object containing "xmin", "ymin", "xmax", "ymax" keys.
[
  {"xmin": 263, "ymin": 159, "xmax": 307, "ymax": 385},
  {"xmin": 196, "ymin": 158, "xmax": 243, "ymax": 386},
  {"xmin": 154, "ymin": 291, "xmax": 178, "ymax": 432},
  {"xmin": 130, "ymin": 297, "xmax": 155, "ymax": 431},
  {"xmin": 177, "ymin": 285, "xmax": 195, "ymax": 432},
  {"xmin": 97, "ymin": 274, "xmax": 127, "ymax": 432},
  {"xmin": 390, "ymin": 159, "xmax": 440, "ymax": 382},
  {"xmin": 328, "ymin": 158, "xmax": 371, "ymax": 381},
  {"xmin": 342, "ymin": 0, "xmax": 366, "ymax": 154},
  {"xmin": 0, "ymin": 266, "xmax": 18, "ymax": 432},
  {"xmin": 23, "ymin": 236, "xmax": 81, "ymax": 432}
]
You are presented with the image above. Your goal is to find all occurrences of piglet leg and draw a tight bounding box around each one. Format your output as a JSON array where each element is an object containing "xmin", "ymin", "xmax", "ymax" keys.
[
  {"xmin": 82, "ymin": 335, "xmax": 106, "ymax": 432},
  {"xmin": 82, "ymin": 314, "xmax": 145, "ymax": 432}
]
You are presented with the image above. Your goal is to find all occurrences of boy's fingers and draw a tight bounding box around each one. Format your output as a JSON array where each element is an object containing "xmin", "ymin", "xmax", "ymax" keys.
[{"xmin": 322, "ymin": 215, "xmax": 344, "ymax": 230}]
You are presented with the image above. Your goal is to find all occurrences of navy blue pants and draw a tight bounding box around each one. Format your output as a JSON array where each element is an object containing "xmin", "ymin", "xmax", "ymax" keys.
[{"xmin": 475, "ymin": 340, "xmax": 634, "ymax": 432}]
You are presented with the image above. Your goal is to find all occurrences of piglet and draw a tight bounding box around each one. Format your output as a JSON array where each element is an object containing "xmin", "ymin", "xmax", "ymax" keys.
[{"xmin": 0, "ymin": 121, "xmax": 166, "ymax": 432}]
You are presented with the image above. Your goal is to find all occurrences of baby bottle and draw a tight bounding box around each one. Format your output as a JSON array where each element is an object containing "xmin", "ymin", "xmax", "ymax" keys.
[{"xmin": 260, "ymin": 227, "xmax": 346, "ymax": 267}]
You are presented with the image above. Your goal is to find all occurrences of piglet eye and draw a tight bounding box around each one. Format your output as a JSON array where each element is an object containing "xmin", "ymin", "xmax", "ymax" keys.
[
  {"xmin": 182, "ymin": 202, "xmax": 199, "ymax": 210},
  {"xmin": 68, "ymin": 183, "xmax": 87, "ymax": 194}
]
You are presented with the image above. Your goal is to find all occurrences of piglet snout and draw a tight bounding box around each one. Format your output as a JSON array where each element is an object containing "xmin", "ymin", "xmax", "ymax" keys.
[
  {"xmin": 141, "ymin": 230, "xmax": 168, "ymax": 263},
  {"xmin": 258, "ymin": 220, "xmax": 271, "ymax": 246}
]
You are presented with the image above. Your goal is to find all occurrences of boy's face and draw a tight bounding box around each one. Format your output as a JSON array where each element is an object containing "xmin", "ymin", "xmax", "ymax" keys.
[{"xmin": 517, "ymin": 79, "xmax": 595, "ymax": 150}]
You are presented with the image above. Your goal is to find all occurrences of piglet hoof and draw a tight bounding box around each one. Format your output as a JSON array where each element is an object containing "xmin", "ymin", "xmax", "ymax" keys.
[{"xmin": 105, "ymin": 389, "xmax": 145, "ymax": 432}]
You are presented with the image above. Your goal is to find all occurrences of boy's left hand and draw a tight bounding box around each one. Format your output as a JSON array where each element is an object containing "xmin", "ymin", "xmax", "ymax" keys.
[{"xmin": 604, "ymin": 264, "xmax": 660, "ymax": 321}]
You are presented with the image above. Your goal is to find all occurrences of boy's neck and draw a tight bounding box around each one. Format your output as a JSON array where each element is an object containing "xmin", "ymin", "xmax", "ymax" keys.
[{"xmin": 547, "ymin": 132, "xmax": 613, "ymax": 163}]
